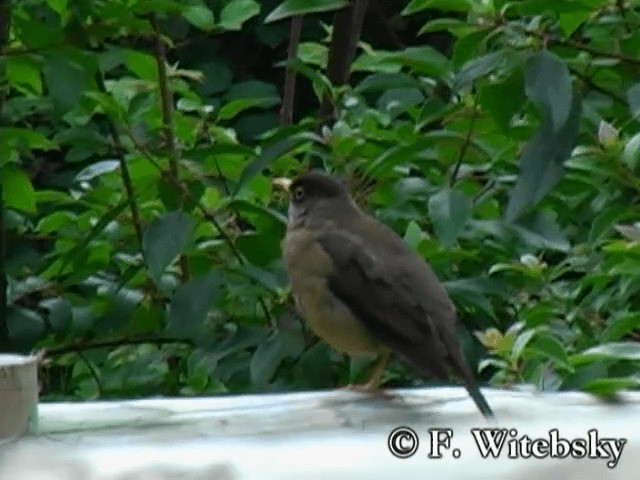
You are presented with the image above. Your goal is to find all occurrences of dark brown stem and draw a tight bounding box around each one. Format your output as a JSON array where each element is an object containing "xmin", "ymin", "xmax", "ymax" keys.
[
  {"xmin": 318, "ymin": 0, "xmax": 371, "ymax": 125},
  {"xmin": 450, "ymin": 105, "xmax": 478, "ymax": 187},
  {"xmin": 0, "ymin": 184, "xmax": 7, "ymax": 345},
  {"xmin": 569, "ymin": 66, "xmax": 627, "ymax": 106},
  {"xmin": 44, "ymin": 335, "xmax": 194, "ymax": 357},
  {"xmin": 0, "ymin": 0, "xmax": 10, "ymax": 346},
  {"xmin": 94, "ymin": 75, "xmax": 145, "ymax": 250},
  {"xmin": 77, "ymin": 350, "xmax": 104, "ymax": 395},
  {"xmin": 280, "ymin": 16, "xmax": 304, "ymax": 126},
  {"xmin": 150, "ymin": 14, "xmax": 180, "ymax": 179},
  {"xmin": 114, "ymin": 130, "xmax": 145, "ymax": 249},
  {"xmin": 126, "ymin": 132, "xmax": 276, "ymax": 328},
  {"xmin": 515, "ymin": 24, "xmax": 640, "ymax": 67},
  {"xmin": 150, "ymin": 14, "xmax": 190, "ymax": 281},
  {"xmin": 0, "ymin": 0, "xmax": 10, "ymax": 49}
]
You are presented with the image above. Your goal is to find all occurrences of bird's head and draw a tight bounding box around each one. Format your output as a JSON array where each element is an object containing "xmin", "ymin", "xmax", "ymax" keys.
[{"xmin": 275, "ymin": 171, "xmax": 354, "ymax": 225}]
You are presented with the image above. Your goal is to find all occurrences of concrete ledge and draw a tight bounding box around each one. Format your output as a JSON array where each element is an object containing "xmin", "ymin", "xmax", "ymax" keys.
[{"xmin": 0, "ymin": 388, "xmax": 638, "ymax": 479}]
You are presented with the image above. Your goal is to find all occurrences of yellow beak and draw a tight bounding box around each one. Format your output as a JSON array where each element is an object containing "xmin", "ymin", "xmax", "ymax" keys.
[{"xmin": 272, "ymin": 177, "xmax": 293, "ymax": 192}]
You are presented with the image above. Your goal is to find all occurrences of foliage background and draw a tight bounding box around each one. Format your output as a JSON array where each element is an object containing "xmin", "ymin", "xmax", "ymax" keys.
[{"xmin": 1, "ymin": 0, "xmax": 640, "ymax": 400}]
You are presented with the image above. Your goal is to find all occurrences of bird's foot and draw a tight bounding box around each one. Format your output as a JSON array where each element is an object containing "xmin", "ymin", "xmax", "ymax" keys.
[
  {"xmin": 343, "ymin": 382, "xmax": 380, "ymax": 394},
  {"xmin": 341, "ymin": 382, "xmax": 397, "ymax": 399}
]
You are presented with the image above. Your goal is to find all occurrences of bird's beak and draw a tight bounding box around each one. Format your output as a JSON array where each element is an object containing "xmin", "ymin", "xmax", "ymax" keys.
[{"xmin": 273, "ymin": 177, "xmax": 292, "ymax": 192}]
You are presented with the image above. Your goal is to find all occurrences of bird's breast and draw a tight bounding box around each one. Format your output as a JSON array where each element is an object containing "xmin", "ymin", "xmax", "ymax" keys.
[{"xmin": 283, "ymin": 227, "xmax": 384, "ymax": 357}]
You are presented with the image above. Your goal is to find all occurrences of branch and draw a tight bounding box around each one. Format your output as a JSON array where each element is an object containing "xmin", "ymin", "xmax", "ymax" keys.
[
  {"xmin": 125, "ymin": 131, "xmax": 276, "ymax": 329},
  {"xmin": 43, "ymin": 335, "xmax": 194, "ymax": 357},
  {"xmin": 0, "ymin": 184, "xmax": 8, "ymax": 346},
  {"xmin": 514, "ymin": 24, "xmax": 640, "ymax": 67},
  {"xmin": 77, "ymin": 349, "xmax": 104, "ymax": 395},
  {"xmin": 450, "ymin": 105, "xmax": 478, "ymax": 187},
  {"xmin": 94, "ymin": 74, "xmax": 145, "ymax": 250},
  {"xmin": 569, "ymin": 66, "xmax": 627, "ymax": 106},
  {"xmin": 280, "ymin": 16, "xmax": 304, "ymax": 126},
  {"xmin": 0, "ymin": 0, "xmax": 10, "ymax": 346},
  {"xmin": 150, "ymin": 14, "xmax": 190, "ymax": 281},
  {"xmin": 318, "ymin": 0, "xmax": 371, "ymax": 125},
  {"xmin": 0, "ymin": 0, "xmax": 10, "ymax": 49},
  {"xmin": 150, "ymin": 14, "xmax": 180, "ymax": 179}
]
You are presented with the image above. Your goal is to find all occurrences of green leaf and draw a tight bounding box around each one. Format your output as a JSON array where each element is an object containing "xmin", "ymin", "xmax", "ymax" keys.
[
  {"xmin": 505, "ymin": 95, "xmax": 581, "ymax": 221},
  {"xmin": 235, "ymin": 131, "xmax": 320, "ymax": 194},
  {"xmin": 298, "ymin": 42, "xmax": 328, "ymax": 67},
  {"xmin": 0, "ymin": 165, "xmax": 37, "ymax": 213},
  {"xmin": 525, "ymin": 50, "xmax": 572, "ymax": 131},
  {"xmin": 6, "ymin": 307, "xmax": 46, "ymax": 347},
  {"xmin": 6, "ymin": 56, "xmax": 43, "ymax": 95},
  {"xmin": 454, "ymin": 51, "xmax": 506, "ymax": 90},
  {"xmin": 588, "ymin": 205, "xmax": 626, "ymax": 244},
  {"xmin": 231, "ymin": 264, "xmax": 283, "ymax": 293},
  {"xmin": 355, "ymin": 72, "xmax": 419, "ymax": 93},
  {"xmin": 75, "ymin": 160, "xmax": 121, "ymax": 182},
  {"xmin": 571, "ymin": 342, "xmax": 640, "ymax": 365},
  {"xmin": 45, "ymin": 0, "xmax": 69, "ymax": 20},
  {"xmin": 0, "ymin": 128, "xmax": 56, "ymax": 151},
  {"xmin": 511, "ymin": 329, "xmax": 537, "ymax": 361},
  {"xmin": 526, "ymin": 332, "xmax": 570, "ymax": 367},
  {"xmin": 265, "ymin": 0, "xmax": 348, "ymax": 23},
  {"xmin": 218, "ymin": 80, "xmax": 280, "ymax": 120},
  {"xmin": 43, "ymin": 52, "xmax": 93, "ymax": 115},
  {"xmin": 250, "ymin": 330, "xmax": 305, "ymax": 385},
  {"xmin": 603, "ymin": 313, "xmax": 640, "ymax": 342},
  {"xmin": 427, "ymin": 188, "xmax": 472, "ymax": 246},
  {"xmin": 218, "ymin": 0, "xmax": 260, "ymax": 31},
  {"xmin": 403, "ymin": 0, "xmax": 473, "ymax": 15},
  {"xmin": 381, "ymin": 46, "xmax": 450, "ymax": 78},
  {"xmin": 627, "ymin": 83, "xmax": 640, "ymax": 119},
  {"xmin": 143, "ymin": 211, "xmax": 195, "ymax": 284},
  {"xmin": 582, "ymin": 376, "xmax": 640, "ymax": 396},
  {"xmin": 182, "ymin": 4, "xmax": 216, "ymax": 30},
  {"xmin": 623, "ymin": 132, "xmax": 640, "ymax": 173},
  {"xmin": 167, "ymin": 274, "xmax": 221, "ymax": 336},
  {"xmin": 403, "ymin": 220, "xmax": 424, "ymax": 252},
  {"xmin": 511, "ymin": 211, "xmax": 570, "ymax": 252},
  {"xmin": 124, "ymin": 49, "xmax": 158, "ymax": 81},
  {"xmin": 41, "ymin": 297, "xmax": 73, "ymax": 333},
  {"xmin": 298, "ymin": 343, "xmax": 333, "ymax": 388},
  {"xmin": 558, "ymin": 9, "xmax": 591, "ymax": 36},
  {"xmin": 477, "ymin": 69, "xmax": 525, "ymax": 131}
]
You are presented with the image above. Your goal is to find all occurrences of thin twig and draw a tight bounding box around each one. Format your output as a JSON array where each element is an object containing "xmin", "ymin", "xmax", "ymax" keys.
[
  {"xmin": 44, "ymin": 335, "xmax": 194, "ymax": 356},
  {"xmin": 150, "ymin": 14, "xmax": 180, "ymax": 179},
  {"xmin": 514, "ymin": 24, "xmax": 640, "ymax": 67},
  {"xmin": 569, "ymin": 66, "xmax": 627, "ymax": 106},
  {"xmin": 450, "ymin": 105, "xmax": 478, "ymax": 187},
  {"xmin": 150, "ymin": 14, "xmax": 190, "ymax": 281},
  {"xmin": 126, "ymin": 130, "xmax": 276, "ymax": 328},
  {"xmin": 0, "ymin": 0, "xmax": 10, "ymax": 346},
  {"xmin": 77, "ymin": 350, "xmax": 104, "ymax": 395},
  {"xmin": 280, "ymin": 15, "xmax": 303, "ymax": 126},
  {"xmin": 95, "ymin": 75, "xmax": 145, "ymax": 249},
  {"xmin": 0, "ymin": 184, "xmax": 7, "ymax": 345}
]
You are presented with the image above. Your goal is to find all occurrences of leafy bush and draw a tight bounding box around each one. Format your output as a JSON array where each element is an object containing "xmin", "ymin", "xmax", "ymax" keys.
[{"xmin": 1, "ymin": 0, "xmax": 639, "ymax": 399}]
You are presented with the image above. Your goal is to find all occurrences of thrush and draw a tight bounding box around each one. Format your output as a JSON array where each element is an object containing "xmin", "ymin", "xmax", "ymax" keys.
[{"xmin": 279, "ymin": 171, "xmax": 493, "ymax": 418}]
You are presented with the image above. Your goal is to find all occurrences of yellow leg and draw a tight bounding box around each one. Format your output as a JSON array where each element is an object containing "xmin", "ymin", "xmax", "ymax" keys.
[{"xmin": 348, "ymin": 350, "xmax": 390, "ymax": 393}]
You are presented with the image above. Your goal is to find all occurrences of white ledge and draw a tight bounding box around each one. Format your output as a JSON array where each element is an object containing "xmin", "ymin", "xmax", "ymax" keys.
[{"xmin": 0, "ymin": 387, "xmax": 638, "ymax": 479}]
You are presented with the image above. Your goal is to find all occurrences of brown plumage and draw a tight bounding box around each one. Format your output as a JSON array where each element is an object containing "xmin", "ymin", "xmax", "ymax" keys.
[{"xmin": 281, "ymin": 171, "xmax": 493, "ymax": 417}]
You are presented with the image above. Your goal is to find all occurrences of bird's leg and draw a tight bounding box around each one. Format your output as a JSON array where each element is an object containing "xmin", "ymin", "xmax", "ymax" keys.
[{"xmin": 347, "ymin": 350, "xmax": 390, "ymax": 393}]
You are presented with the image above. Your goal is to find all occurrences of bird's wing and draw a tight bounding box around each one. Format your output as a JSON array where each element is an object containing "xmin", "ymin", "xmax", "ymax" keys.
[{"xmin": 316, "ymin": 227, "xmax": 457, "ymax": 380}]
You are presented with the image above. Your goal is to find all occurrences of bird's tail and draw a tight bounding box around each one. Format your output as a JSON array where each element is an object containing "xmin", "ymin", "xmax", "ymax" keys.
[{"xmin": 466, "ymin": 383, "xmax": 494, "ymax": 419}]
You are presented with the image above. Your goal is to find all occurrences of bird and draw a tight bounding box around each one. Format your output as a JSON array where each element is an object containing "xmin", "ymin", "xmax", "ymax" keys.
[{"xmin": 278, "ymin": 170, "xmax": 494, "ymax": 418}]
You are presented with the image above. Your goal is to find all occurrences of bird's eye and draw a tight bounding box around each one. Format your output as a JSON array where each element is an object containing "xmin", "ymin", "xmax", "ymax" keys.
[{"xmin": 293, "ymin": 186, "xmax": 305, "ymax": 202}]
